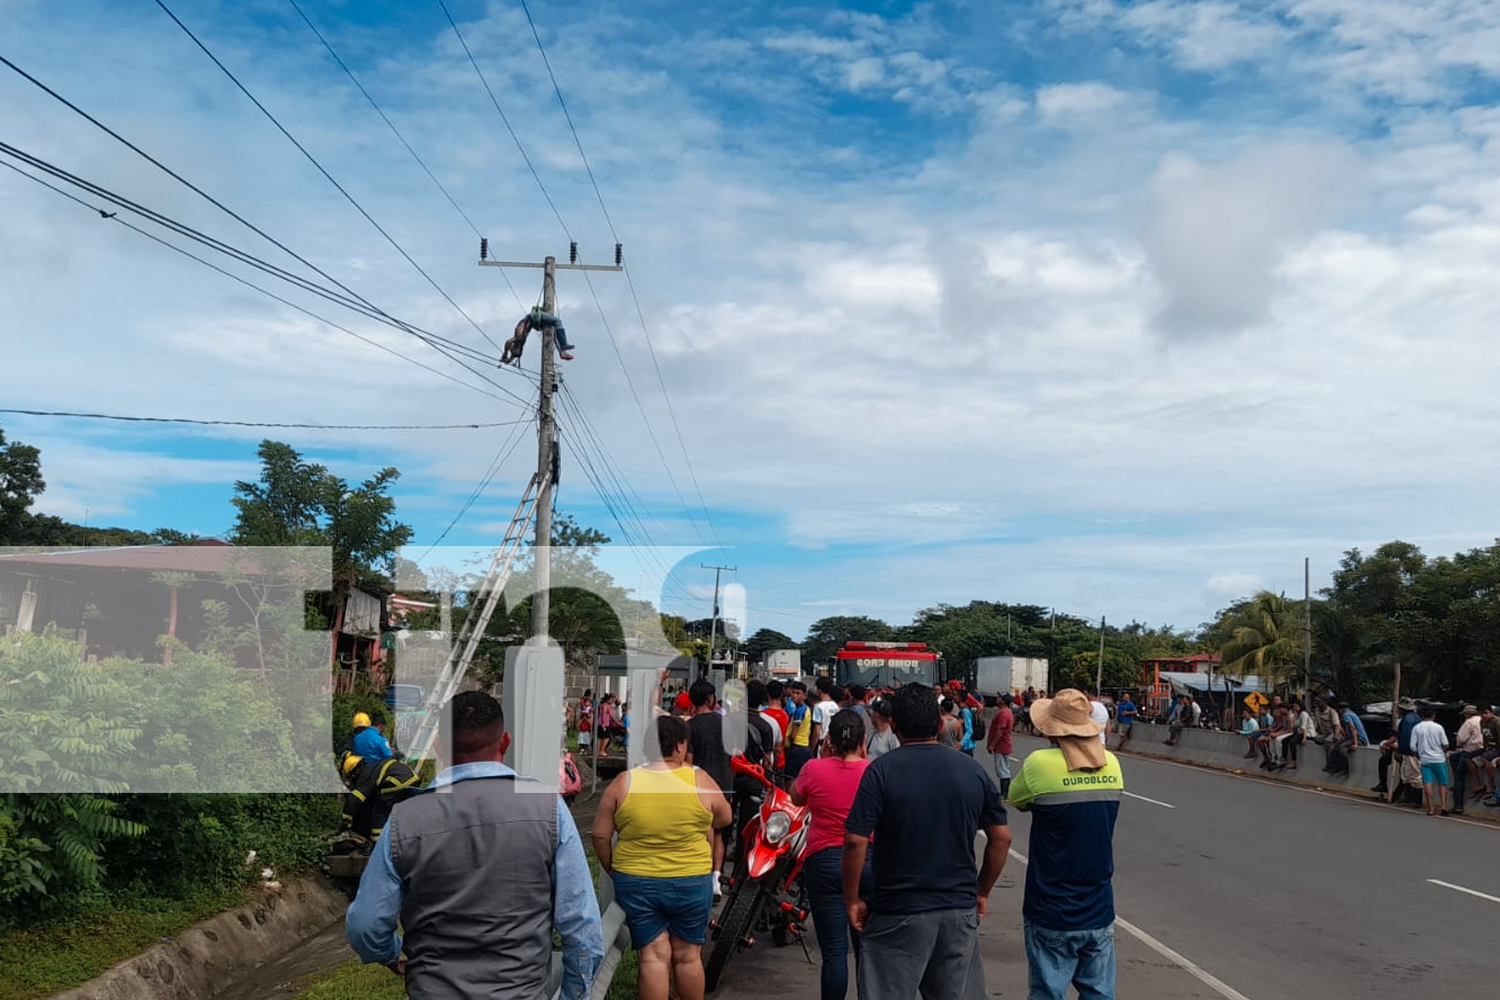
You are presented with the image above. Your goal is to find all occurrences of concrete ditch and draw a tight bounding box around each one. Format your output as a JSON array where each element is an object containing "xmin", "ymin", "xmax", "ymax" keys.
[{"xmin": 47, "ymin": 878, "xmax": 350, "ymax": 1000}]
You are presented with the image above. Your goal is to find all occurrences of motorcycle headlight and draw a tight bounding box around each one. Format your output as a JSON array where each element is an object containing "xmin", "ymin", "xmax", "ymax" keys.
[{"xmin": 764, "ymin": 810, "xmax": 791, "ymax": 845}]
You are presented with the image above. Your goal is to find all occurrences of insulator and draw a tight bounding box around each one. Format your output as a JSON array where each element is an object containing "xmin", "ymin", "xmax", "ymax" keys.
[
  {"xmin": 614, "ymin": 242, "xmax": 623, "ymax": 266},
  {"xmin": 479, "ymin": 237, "xmax": 488, "ymax": 260},
  {"xmin": 569, "ymin": 241, "xmax": 578, "ymax": 264}
]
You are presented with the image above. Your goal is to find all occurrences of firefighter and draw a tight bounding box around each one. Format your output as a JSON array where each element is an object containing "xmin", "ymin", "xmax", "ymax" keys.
[{"xmin": 339, "ymin": 751, "xmax": 421, "ymax": 845}]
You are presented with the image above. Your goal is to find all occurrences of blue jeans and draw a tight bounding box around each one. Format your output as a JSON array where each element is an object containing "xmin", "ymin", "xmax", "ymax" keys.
[
  {"xmin": 1024, "ymin": 922, "xmax": 1116, "ymax": 1000},
  {"xmin": 993, "ymin": 749, "xmax": 1011, "ymax": 781},
  {"xmin": 804, "ymin": 847, "xmax": 869, "ymax": 1000}
]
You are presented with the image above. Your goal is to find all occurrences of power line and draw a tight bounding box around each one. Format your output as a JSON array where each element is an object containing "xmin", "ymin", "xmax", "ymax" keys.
[
  {"xmin": 0, "ymin": 407, "xmax": 526, "ymax": 431},
  {"xmin": 435, "ymin": 0, "xmax": 571, "ymax": 239},
  {"xmin": 0, "ymin": 55, "xmax": 488, "ymax": 370},
  {"xmin": 415, "ymin": 416, "xmax": 535, "ymax": 561},
  {"xmin": 282, "ymin": 0, "xmax": 525, "ymax": 313},
  {"xmin": 0, "ymin": 146, "xmax": 533, "ymax": 408},
  {"xmin": 149, "ymin": 0, "xmax": 504, "ymax": 353},
  {"xmin": 511, "ymin": 3, "xmax": 723, "ymax": 547}
]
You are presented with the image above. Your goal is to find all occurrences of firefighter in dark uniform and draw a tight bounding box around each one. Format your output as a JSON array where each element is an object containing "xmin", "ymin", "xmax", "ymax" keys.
[{"xmin": 339, "ymin": 751, "xmax": 421, "ymax": 845}]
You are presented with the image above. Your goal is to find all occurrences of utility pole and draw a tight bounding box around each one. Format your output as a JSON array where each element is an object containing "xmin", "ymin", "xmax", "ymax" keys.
[
  {"xmin": 701, "ymin": 563, "xmax": 736, "ymax": 679},
  {"xmin": 1096, "ymin": 615, "xmax": 1106, "ymax": 696},
  {"xmin": 1304, "ymin": 556, "xmax": 1312, "ymax": 704},
  {"xmin": 480, "ymin": 241, "xmax": 623, "ymax": 646}
]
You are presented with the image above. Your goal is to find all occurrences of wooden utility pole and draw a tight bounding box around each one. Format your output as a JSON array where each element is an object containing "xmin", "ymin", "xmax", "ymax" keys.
[
  {"xmin": 1096, "ymin": 615, "xmax": 1106, "ymax": 696},
  {"xmin": 480, "ymin": 241, "xmax": 622, "ymax": 645},
  {"xmin": 1304, "ymin": 556, "xmax": 1312, "ymax": 704}
]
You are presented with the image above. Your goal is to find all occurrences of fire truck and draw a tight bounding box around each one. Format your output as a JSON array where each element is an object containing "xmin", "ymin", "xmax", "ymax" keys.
[{"xmin": 834, "ymin": 641, "xmax": 943, "ymax": 688}]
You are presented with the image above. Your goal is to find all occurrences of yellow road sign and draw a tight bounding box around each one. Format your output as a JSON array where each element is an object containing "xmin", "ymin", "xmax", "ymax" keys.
[{"xmin": 1244, "ymin": 691, "xmax": 1268, "ymax": 713}]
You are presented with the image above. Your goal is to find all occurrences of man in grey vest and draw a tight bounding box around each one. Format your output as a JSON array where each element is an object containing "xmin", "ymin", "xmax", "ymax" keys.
[{"xmin": 346, "ymin": 691, "xmax": 604, "ymax": 999}]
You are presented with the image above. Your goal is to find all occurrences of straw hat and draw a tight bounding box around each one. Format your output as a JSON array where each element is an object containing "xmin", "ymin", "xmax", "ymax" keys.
[{"xmin": 1029, "ymin": 689, "xmax": 1106, "ymax": 770}]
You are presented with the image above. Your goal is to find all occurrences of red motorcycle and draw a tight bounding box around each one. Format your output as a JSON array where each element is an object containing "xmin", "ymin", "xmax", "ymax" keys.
[{"xmin": 704, "ymin": 757, "xmax": 811, "ymax": 991}]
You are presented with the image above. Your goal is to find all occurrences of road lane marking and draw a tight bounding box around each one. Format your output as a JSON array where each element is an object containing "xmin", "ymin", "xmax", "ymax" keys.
[
  {"xmin": 1427, "ymin": 878, "xmax": 1500, "ymax": 904},
  {"xmin": 1006, "ymin": 849, "xmax": 1253, "ymax": 1000},
  {"xmin": 1113, "ymin": 916, "xmax": 1254, "ymax": 1000},
  {"xmin": 1122, "ymin": 790, "xmax": 1175, "ymax": 808}
]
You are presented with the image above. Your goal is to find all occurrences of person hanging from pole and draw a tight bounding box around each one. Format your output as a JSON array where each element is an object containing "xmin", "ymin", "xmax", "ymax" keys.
[{"xmin": 500, "ymin": 307, "xmax": 576, "ymax": 366}]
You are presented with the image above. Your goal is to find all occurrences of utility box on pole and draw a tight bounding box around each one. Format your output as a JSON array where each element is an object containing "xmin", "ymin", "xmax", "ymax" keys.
[{"xmin": 503, "ymin": 645, "xmax": 565, "ymax": 789}]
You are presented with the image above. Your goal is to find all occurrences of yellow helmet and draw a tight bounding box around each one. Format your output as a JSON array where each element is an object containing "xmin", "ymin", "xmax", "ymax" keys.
[
  {"xmin": 341, "ymin": 752, "xmax": 363, "ymax": 777},
  {"xmin": 352, "ymin": 712, "xmax": 371, "ymax": 729}
]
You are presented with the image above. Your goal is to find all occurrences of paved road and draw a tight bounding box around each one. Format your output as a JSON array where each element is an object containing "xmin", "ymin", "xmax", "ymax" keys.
[{"xmin": 713, "ymin": 735, "xmax": 1500, "ymax": 999}]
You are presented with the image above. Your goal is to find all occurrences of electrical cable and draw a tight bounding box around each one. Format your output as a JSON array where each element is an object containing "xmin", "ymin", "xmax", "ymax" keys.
[
  {"xmin": 0, "ymin": 146, "xmax": 533, "ymax": 407},
  {"xmin": 512, "ymin": 2, "xmax": 723, "ymax": 547},
  {"xmin": 282, "ymin": 0, "xmax": 526, "ymax": 313},
  {"xmin": 434, "ymin": 0, "xmax": 571, "ymax": 240},
  {"xmin": 414, "ymin": 416, "xmax": 534, "ymax": 562},
  {"xmin": 0, "ymin": 159, "xmax": 515, "ymax": 405},
  {"xmin": 0, "ymin": 407, "xmax": 527, "ymax": 431},
  {"xmin": 0, "ymin": 54, "xmax": 507, "ymax": 374},
  {"xmin": 149, "ymin": 0, "xmax": 505, "ymax": 353}
]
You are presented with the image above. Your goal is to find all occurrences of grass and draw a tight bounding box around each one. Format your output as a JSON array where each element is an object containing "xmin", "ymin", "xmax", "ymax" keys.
[{"xmin": 0, "ymin": 886, "xmax": 250, "ymax": 1000}]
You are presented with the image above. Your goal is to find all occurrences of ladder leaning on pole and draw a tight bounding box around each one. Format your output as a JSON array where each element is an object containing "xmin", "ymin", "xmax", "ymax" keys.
[{"xmin": 405, "ymin": 472, "xmax": 546, "ymax": 766}]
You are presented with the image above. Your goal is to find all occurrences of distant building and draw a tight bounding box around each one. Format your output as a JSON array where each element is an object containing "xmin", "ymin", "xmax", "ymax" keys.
[
  {"xmin": 1141, "ymin": 654, "xmax": 1221, "ymax": 718},
  {"xmin": 0, "ymin": 542, "xmax": 386, "ymax": 677}
]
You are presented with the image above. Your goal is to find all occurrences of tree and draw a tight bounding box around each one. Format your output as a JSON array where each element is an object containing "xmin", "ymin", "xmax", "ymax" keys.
[
  {"xmin": 0, "ymin": 426, "xmax": 45, "ymax": 545},
  {"xmin": 743, "ymin": 628, "xmax": 798, "ymax": 661},
  {"xmin": 1218, "ymin": 591, "xmax": 1305, "ymax": 688},
  {"xmin": 802, "ymin": 615, "xmax": 894, "ymax": 665},
  {"xmin": 230, "ymin": 441, "xmax": 412, "ymax": 586}
]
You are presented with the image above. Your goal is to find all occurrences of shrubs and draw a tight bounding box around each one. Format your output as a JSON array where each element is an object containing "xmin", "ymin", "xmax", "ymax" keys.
[{"xmin": 0, "ymin": 631, "xmax": 343, "ymax": 927}]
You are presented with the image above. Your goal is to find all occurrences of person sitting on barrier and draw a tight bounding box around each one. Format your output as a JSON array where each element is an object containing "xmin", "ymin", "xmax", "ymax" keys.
[
  {"xmin": 1259, "ymin": 703, "xmax": 1293, "ymax": 769},
  {"xmin": 1272, "ymin": 702, "xmax": 1315, "ymax": 771},
  {"xmin": 1239, "ymin": 708, "xmax": 1261, "ymax": 758},
  {"xmin": 1165, "ymin": 695, "xmax": 1196, "ymax": 746},
  {"xmin": 1475, "ymin": 705, "xmax": 1500, "ymax": 806},
  {"xmin": 592, "ymin": 715, "xmax": 732, "ymax": 1000}
]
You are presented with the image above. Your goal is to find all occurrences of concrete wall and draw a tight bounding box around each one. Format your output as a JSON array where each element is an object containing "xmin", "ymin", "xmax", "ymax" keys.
[
  {"xmin": 49, "ymin": 878, "xmax": 349, "ymax": 1000},
  {"xmin": 1117, "ymin": 720, "xmax": 1384, "ymax": 791}
]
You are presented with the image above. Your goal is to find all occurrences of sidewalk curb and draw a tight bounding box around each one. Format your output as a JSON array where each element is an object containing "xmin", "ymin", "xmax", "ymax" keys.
[{"xmin": 1109, "ymin": 742, "xmax": 1500, "ymax": 827}]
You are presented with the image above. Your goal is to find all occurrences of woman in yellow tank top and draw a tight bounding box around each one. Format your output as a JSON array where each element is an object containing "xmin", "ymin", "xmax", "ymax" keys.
[{"xmin": 592, "ymin": 714, "xmax": 732, "ymax": 1000}]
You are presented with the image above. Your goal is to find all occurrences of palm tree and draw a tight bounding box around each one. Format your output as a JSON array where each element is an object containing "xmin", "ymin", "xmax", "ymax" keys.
[{"xmin": 1220, "ymin": 591, "xmax": 1305, "ymax": 692}]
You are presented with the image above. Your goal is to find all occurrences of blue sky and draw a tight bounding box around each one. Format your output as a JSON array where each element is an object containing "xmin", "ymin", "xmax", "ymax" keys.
[{"xmin": 4, "ymin": 0, "xmax": 1500, "ymax": 641}]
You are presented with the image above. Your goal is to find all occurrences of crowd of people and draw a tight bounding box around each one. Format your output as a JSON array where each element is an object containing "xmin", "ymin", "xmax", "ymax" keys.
[{"xmin": 343, "ymin": 677, "xmax": 1129, "ymax": 1000}]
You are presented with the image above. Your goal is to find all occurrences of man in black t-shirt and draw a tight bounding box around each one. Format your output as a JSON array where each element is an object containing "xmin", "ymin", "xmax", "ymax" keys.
[
  {"xmin": 843, "ymin": 684, "xmax": 1010, "ymax": 1000},
  {"xmin": 686, "ymin": 678, "xmax": 735, "ymax": 896}
]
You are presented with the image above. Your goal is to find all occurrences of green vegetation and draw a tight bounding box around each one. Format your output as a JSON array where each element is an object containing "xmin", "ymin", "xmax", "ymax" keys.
[{"xmin": 0, "ymin": 885, "xmax": 248, "ymax": 1000}]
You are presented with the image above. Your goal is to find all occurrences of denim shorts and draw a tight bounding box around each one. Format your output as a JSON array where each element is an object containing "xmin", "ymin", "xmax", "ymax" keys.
[{"xmin": 613, "ymin": 872, "xmax": 714, "ymax": 949}]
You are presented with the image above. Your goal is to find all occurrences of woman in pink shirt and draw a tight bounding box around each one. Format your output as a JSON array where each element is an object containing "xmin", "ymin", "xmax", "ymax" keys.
[{"xmin": 792, "ymin": 709, "xmax": 872, "ymax": 1000}]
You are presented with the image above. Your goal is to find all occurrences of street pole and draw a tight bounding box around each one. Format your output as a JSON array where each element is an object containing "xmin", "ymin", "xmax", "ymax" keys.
[
  {"xmin": 479, "ymin": 241, "xmax": 623, "ymax": 646},
  {"xmin": 531, "ymin": 256, "xmax": 558, "ymax": 647},
  {"xmin": 1304, "ymin": 556, "xmax": 1312, "ymax": 704},
  {"xmin": 1096, "ymin": 615, "xmax": 1106, "ymax": 696},
  {"xmin": 702, "ymin": 563, "xmax": 736, "ymax": 679}
]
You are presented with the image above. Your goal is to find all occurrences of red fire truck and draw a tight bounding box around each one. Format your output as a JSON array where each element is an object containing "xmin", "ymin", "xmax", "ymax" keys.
[{"xmin": 834, "ymin": 641, "xmax": 943, "ymax": 688}]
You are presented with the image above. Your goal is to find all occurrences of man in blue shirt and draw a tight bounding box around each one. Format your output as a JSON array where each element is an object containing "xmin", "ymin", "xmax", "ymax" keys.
[
  {"xmin": 346, "ymin": 692, "xmax": 603, "ymax": 1000},
  {"xmin": 351, "ymin": 712, "xmax": 393, "ymax": 763},
  {"xmin": 1114, "ymin": 694, "xmax": 1137, "ymax": 750}
]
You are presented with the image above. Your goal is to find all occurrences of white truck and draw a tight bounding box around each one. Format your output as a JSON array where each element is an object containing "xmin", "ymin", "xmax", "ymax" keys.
[
  {"xmin": 763, "ymin": 649, "xmax": 802, "ymax": 678},
  {"xmin": 974, "ymin": 656, "xmax": 1049, "ymax": 697}
]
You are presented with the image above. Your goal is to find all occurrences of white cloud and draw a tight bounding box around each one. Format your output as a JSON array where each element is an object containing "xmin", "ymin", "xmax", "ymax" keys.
[{"xmin": 1035, "ymin": 82, "xmax": 1129, "ymax": 120}]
